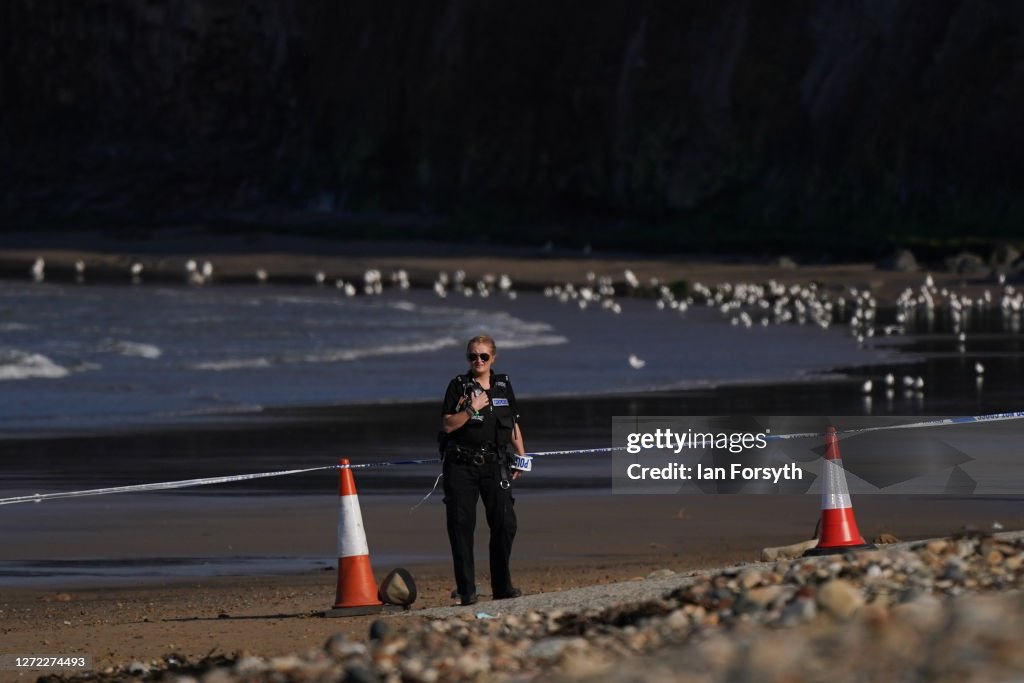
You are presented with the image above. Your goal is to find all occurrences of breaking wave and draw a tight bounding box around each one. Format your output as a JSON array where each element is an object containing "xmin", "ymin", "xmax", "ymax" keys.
[{"xmin": 0, "ymin": 349, "xmax": 70, "ymax": 380}]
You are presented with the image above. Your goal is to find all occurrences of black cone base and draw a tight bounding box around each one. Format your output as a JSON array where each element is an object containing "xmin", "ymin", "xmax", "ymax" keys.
[{"xmin": 803, "ymin": 543, "xmax": 877, "ymax": 557}]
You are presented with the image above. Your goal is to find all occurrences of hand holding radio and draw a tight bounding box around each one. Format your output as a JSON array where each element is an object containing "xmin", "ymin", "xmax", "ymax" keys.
[{"xmin": 468, "ymin": 388, "xmax": 490, "ymax": 413}]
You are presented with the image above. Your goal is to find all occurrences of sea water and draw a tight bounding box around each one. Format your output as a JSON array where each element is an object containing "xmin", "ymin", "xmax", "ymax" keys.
[{"xmin": 0, "ymin": 281, "xmax": 899, "ymax": 435}]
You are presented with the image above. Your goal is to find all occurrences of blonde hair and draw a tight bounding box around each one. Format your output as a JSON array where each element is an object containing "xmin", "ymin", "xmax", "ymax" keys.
[{"xmin": 466, "ymin": 335, "xmax": 497, "ymax": 354}]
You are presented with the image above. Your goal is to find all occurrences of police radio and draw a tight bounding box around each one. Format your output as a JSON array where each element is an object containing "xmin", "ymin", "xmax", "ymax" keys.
[{"xmin": 467, "ymin": 386, "xmax": 485, "ymax": 423}]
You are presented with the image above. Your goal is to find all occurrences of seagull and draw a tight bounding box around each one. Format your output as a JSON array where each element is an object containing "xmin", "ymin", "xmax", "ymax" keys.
[
  {"xmin": 256, "ymin": 269, "xmax": 268, "ymax": 283},
  {"xmin": 628, "ymin": 354, "xmax": 646, "ymax": 369},
  {"xmin": 914, "ymin": 376, "xmax": 925, "ymax": 390},
  {"xmin": 861, "ymin": 379, "xmax": 873, "ymax": 394},
  {"xmin": 30, "ymin": 258, "xmax": 44, "ymax": 282},
  {"xmin": 885, "ymin": 373, "xmax": 895, "ymax": 386},
  {"xmin": 975, "ymin": 362, "xmax": 985, "ymax": 375},
  {"xmin": 185, "ymin": 259, "xmax": 206, "ymax": 285}
]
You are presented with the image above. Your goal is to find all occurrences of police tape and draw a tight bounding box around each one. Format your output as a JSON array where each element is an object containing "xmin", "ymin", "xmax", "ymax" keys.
[
  {"xmin": 0, "ymin": 461, "xmax": 445, "ymax": 506},
  {"xmin": 2, "ymin": 410, "xmax": 1023, "ymax": 505},
  {"xmin": 763, "ymin": 409, "xmax": 1024, "ymax": 441}
]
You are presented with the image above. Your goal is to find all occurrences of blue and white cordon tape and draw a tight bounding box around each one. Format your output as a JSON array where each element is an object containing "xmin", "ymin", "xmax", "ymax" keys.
[{"xmin": 2, "ymin": 410, "xmax": 1022, "ymax": 506}]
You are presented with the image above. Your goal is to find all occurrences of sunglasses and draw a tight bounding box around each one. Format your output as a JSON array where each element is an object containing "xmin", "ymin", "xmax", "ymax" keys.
[{"xmin": 466, "ymin": 353, "xmax": 491, "ymax": 362}]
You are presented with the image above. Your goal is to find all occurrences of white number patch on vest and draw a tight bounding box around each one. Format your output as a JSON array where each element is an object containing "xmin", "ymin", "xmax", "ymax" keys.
[{"xmin": 491, "ymin": 398, "xmax": 509, "ymax": 406}]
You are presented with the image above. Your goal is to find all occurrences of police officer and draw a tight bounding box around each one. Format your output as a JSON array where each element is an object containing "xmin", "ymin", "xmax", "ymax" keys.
[{"xmin": 440, "ymin": 335, "xmax": 526, "ymax": 605}]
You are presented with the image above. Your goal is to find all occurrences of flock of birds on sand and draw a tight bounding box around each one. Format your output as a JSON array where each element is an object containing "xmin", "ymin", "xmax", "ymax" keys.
[{"xmin": 26, "ymin": 257, "xmax": 1007, "ymax": 401}]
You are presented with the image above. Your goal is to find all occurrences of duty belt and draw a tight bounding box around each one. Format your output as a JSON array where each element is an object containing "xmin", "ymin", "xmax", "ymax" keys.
[{"xmin": 446, "ymin": 443, "xmax": 499, "ymax": 466}]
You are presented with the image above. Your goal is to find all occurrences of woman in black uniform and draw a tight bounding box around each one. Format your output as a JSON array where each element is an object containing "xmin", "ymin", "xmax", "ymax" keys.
[{"xmin": 440, "ymin": 335, "xmax": 527, "ymax": 605}]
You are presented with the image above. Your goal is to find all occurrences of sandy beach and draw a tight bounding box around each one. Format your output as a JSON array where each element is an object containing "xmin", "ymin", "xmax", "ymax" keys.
[
  {"xmin": 2, "ymin": 494, "xmax": 1021, "ymax": 676},
  {"xmin": 1, "ymin": 236, "xmax": 1022, "ymax": 680}
]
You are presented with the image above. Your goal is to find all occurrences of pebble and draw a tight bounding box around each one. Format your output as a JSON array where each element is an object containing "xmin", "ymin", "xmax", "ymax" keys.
[
  {"xmin": 526, "ymin": 637, "xmax": 585, "ymax": 662},
  {"xmin": 368, "ymin": 619, "xmax": 390, "ymax": 641},
  {"xmin": 646, "ymin": 568, "xmax": 676, "ymax": 580},
  {"xmin": 744, "ymin": 584, "xmax": 789, "ymax": 609},
  {"xmin": 817, "ymin": 579, "xmax": 865, "ymax": 620}
]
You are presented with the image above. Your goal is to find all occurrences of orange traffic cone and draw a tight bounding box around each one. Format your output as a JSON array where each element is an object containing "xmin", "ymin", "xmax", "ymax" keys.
[
  {"xmin": 324, "ymin": 459, "xmax": 390, "ymax": 617},
  {"xmin": 804, "ymin": 426, "xmax": 876, "ymax": 556}
]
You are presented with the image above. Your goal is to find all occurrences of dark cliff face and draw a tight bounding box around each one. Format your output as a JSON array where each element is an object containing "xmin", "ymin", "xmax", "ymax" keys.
[{"xmin": 2, "ymin": 1, "xmax": 1023, "ymax": 248}]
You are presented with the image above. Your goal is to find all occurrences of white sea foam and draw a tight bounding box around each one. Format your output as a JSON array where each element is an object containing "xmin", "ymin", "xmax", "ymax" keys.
[
  {"xmin": 0, "ymin": 349, "xmax": 70, "ymax": 380},
  {"xmin": 107, "ymin": 341, "xmax": 163, "ymax": 359},
  {"xmin": 498, "ymin": 335, "xmax": 569, "ymax": 349},
  {"xmin": 295, "ymin": 337, "xmax": 461, "ymax": 363},
  {"xmin": 191, "ymin": 358, "xmax": 274, "ymax": 371},
  {"xmin": 0, "ymin": 323, "xmax": 32, "ymax": 332},
  {"xmin": 157, "ymin": 404, "xmax": 265, "ymax": 417}
]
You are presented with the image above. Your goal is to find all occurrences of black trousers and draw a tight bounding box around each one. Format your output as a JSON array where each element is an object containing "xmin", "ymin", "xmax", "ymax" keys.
[{"xmin": 442, "ymin": 459, "xmax": 517, "ymax": 598}]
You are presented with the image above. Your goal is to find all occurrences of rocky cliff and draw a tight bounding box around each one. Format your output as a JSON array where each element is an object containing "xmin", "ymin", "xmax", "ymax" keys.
[{"xmin": 2, "ymin": 1, "xmax": 1022, "ymax": 251}]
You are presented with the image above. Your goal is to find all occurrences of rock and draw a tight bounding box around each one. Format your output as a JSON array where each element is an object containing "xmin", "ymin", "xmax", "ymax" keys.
[
  {"xmin": 874, "ymin": 533, "xmax": 900, "ymax": 544},
  {"xmin": 268, "ymin": 655, "xmax": 303, "ymax": 672},
  {"xmin": 527, "ymin": 637, "xmax": 587, "ymax": 662},
  {"xmin": 561, "ymin": 650, "xmax": 611, "ymax": 678},
  {"xmin": 945, "ymin": 251, "xmax": 988, "ymax": 276},
  {"xmin": 201, "ymin": 669, "xmax": 237, "ymax": 683},
  {"xmin": 745, "ymin": 585, "xmax": 789, "ymax": 609},
  {"xmin": 233, "ymin": 656, "xmax": 265, "ymax": 674},
  {"xmin": 891, "ymin": 594, "xmax": 944, "ymax": 631},
  {"xmin": 776, "ymin": 256, "xmax": 798, "ymax": 270},
  {"xmin": 990, "ymin": 243, "xmax": 1021, "ymax": 271},
  {"xmin": 817, "ymin": 580, "xmax": 864, "ymax": 621},
  {"xmin": 693, "ymin": 633, "xmax": 738, "ymax": 669},
  {"xmin": 453, "ymin": 651, "xmax": 491, "ymax": 678},
  {"xmin": 739, "ymin": 569, "xmax": 763, "ymax": 590},
  {"xmin": 342, "ymin": 664, "xmax": 379, "ymax": 683},
  {"xmin": 663, "ymin": 608, "xmax": 689, "ymax": 631},
  {"xmin": 368, "ymin": 620, "xmax": 390, "ymax": 641},
  {"xmin": 876, "ymin": 249, "xmax": 918, "ymax": 272},
  {"xmin": 761, "ymin": 538, "xmax": 818, "ymax": 561},
  {"xmin": 942, "ymin": 561, "xmax": 967, "ymax": 582},
  {"xmin": 126, "ymin": 661, "xmax": 148, "ymax": 674},
  {"xmin": 646, "ymin": 568, "xmax": 676, "ymax": 579},
  {"xmin": 324, "ymin": 633, "xmax": 367, "ymax": 659}
]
